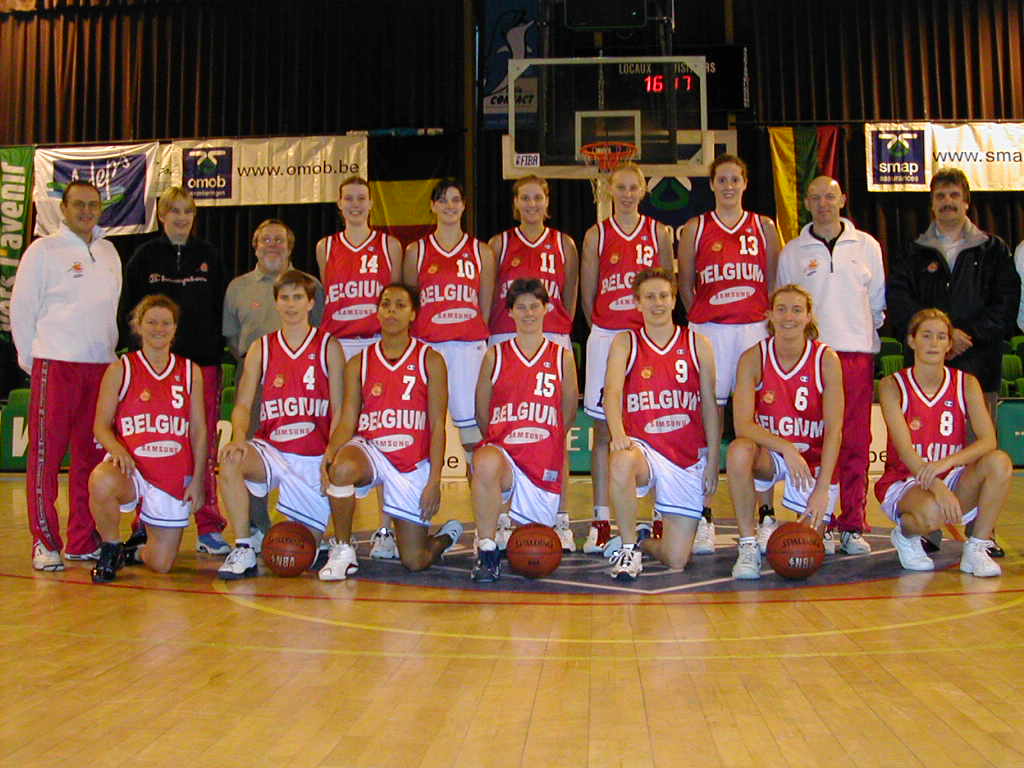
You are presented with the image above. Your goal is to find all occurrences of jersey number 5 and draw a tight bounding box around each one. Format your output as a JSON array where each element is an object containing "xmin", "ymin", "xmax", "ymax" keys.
[{"xmin": 171, "ymin": 385, "xmax": 185, "ymax": 409}]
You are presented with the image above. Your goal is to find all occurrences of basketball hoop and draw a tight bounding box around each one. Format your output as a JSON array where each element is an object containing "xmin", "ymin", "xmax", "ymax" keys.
[
  {"xmin": 580, "ymin": 141, "xmax": 638, "ymax": 173},
  {"xmin": 581, "ymin": 141, "xmax": 638, "ymax": 218}
]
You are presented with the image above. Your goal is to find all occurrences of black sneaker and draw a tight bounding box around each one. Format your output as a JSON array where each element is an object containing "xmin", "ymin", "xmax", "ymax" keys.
[
  {"xmin": 471, "ymin": 549, "xmax": 501, "ymax": 583},
  {"xmin": 122, "ymin": 527, "xmax": 148, "ymax": 566},
  {"xmin": 91, "ymin": 542, "xmax": 124, "ymax": 584}
]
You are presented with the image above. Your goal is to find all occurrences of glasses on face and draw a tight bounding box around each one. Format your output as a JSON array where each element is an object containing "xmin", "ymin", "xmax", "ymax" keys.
[
  {"xmin": 67, "ymin": 200, "xmax": 101, "ymax": 211},
  {"xmin": 258, "ymin": 236, "xmax": 287, "ymax": 246}
]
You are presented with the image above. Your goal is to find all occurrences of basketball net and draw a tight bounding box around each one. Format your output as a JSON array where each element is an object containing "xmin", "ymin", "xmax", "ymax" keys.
[{"xmin": 581, "ymin": 141, "xmax": 638, "ymax": 222}]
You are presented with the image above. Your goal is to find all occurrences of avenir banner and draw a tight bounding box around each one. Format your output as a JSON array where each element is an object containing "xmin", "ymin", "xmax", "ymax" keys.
[
  {"xmin": 865, "ymin": 122, "xmax": 1024, "ymax": 192},
  {"xmin": 0, "ymin": 146, "xmax": 33, "ymax": 343}
]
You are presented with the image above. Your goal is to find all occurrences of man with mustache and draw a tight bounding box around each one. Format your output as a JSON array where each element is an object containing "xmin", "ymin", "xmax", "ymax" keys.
[{"xmin": 887, "ymin": 167, "xmax": 1018, "ymax": 557}]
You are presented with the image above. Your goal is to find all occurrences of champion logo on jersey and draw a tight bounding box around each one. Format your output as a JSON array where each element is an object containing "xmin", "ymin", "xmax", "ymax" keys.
[
  {"xmin": 543, "ymin": 361, "xmax": 551, "ymax": 368},
  {"xmin": 944, "ymin": 400, "xmax": 953, "ymax": 407},
  {"xmin": 610, "ymin": 253, "xmax": 620, "ymax": 264},
  {"xmin": 371, "ymin": 383, "xmax": 383, "ymax": 397},
  {"xmin": 273, "ymin": 374, "xmax": 285, "ymax": 388},
  {"xmin": 174, "ymin": 374, "xmax": 181, "ymax": 382},
  {"xmin": 407, "ymin": 364, "xmax": 415, "ymax": 371},
  {"xmin": 428, "ymin": 264, "xmax": 439, "ymax": 274},
  {"xmin": 641, "ymin": 366, "xmax": 654, "ymax": 379},
  {"xmin": 711, "ymin": 242, "xmax": 723, "ymax": 252},
  {"xmin": 641, "ymin": 235, "xmax": 649, "ymax": 242},
  {"xmin": 800, "ymin": 375, "xmax": 809, "ymax": 383},
  {"xmin": 909, "ymin": 417, "xmax": 922, "ymax": 431},
  {"xmin": 308, "ymin": 353, "xmax": 316, "ymax": 359},
  {"xmin": 139, "ymin": 389, "xmax": 152, "ymax": 402},
  {"xmin": 762, "ymin": 390, "xmax": 775, "ymax": 404}
]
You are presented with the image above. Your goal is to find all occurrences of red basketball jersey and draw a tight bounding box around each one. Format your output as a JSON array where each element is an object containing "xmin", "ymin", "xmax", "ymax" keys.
[
  {"xmin": 755, "ymin": 337, "xmax": 828, "ymax": 471},
  {"xmin": 412, "ymin": 233, "xmax": 489, "ymax": 342},
  {"xmin": 874, "ymin": 366, "xmax": 968, "ymax": 502},
  {"xmin": 321, "ymin": 230, "xmax": 392, "ymax": 339},
  {"xmin": 621, "ymin": 325, "xmax": 706, "ymax": 467},
  {"xmin": 357, "ymin": 338, "xmax": 431, "ymax": 473},
  {"xmin": 116, "ymin": 351, "xmax": 194, "ymax": 499},
  {"xmin": 689, "ymin": 211, "xmax": 770, "ymax": 324},
  {"xmin": 591, "ymin": 215, "xmax": 661, "ymax": 331},
  {"xmin": 483, "ymin": 338, "xmax": 566, "ymax": 494},
  {"xmin": 256, "ymin": 327, "xmax": 333, "ymax": 456},
  {"xmin": 489, "ymin": 227, "xmax": 572, "ymax": 335}
]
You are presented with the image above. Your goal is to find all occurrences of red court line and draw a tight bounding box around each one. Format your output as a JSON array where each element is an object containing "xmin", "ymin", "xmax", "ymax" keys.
[{"xmin": 3, "ymin": 569, "xmax": 1019, "ymax": 607}]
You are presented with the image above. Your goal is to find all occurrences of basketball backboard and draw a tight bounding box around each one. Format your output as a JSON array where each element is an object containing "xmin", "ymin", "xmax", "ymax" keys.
[{"xmin": 502, "ymin": 56, "xmax": 714, "ymax": 181}]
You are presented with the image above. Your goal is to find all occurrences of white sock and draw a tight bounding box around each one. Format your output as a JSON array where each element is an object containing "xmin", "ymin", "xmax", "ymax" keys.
[
  {"xmin": 594, "ymin": 506, "xmax": 610, "ymax": 521},
  {"xmin": 479, "ymin": 538, "xmax": 497, "ymax": 552}
]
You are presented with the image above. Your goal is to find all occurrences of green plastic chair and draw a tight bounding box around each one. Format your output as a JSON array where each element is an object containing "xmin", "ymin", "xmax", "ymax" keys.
[
  {"xmin": 6, "ymin": 388, "xmax": 30, "ymax": 411},
  {"xmin": 1001, "ymin": 354, "xmax": 1023, "ymax": 382},
  {"xmin": 879, "ymin": 338, "xmax": 903, "ymax": 356},
  {"xmin": 878, "ymin": 354, "xmax": 904, "ymax": 378},
  {"xmin": 1000, "ymin": 379, "xmax": 1011, "ymax": 398},
  {"xmin": 221, "ymin": 362, "xmax": 236, "ymax": 389},
  {"xmin": 220, "ymin": 386, "xmax": 236, "ymax": 420},
  {"xmin": 1010, "ymin": 336, "xmax": 1024, "ymax": 357},
  {"xmin": 1014, "ymin": 377, "xmax": 1024, "ymax": 397}
]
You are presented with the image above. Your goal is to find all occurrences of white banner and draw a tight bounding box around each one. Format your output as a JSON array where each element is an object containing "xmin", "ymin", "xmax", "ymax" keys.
[
  {"xmin": 33, "ymin": 143, "xmax": 165, "ymax": 235},
  {"xmin": 169, "ymin": 135, "xmax": 368, "ymax": 206},
  {"xmin": 865, "ymin": 122, "xmax": 1024, "ymax": 192}
]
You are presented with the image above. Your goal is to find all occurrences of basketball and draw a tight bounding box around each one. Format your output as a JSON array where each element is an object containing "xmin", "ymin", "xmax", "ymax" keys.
[
  {"xmin": 506, "ymin": 523, "xmax": 563, "ymax": 579},
  {"xmin": 766, "ymin": 522, "xmax": 825, "ymax": 580},
  {"xmin": 262, "ymin": 521, "xmax": 317, "ymax": 577}
]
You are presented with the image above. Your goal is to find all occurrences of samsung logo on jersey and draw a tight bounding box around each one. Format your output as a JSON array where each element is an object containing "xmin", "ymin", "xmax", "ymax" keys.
[
  {"xmin": 709, "ymin": 286, "xmax": 756, "ymax": 305},
  {"xmin": 643, "ymin": 414, "xmax": 691, "ymax": 434},
  {"xmin": 135, "ymin": 440, "xmax": 183, "ymax": 458},
  {"xmin": 372, "ymin": 434, "xmax": 414, "ymax": 452},
  {"xmin": 270, "ymin": 422, "xmax": 315, "ymax": 442},
  {"xmin": 505, "ymin": 426, "xmax": 551, "ymax": 445},
  {"xmin": 331, "ymin": 304, "xmax": 376, "ymax": 321},
  {"xmin": 432, "ymin": 307, "xmax": 478, "ymax": 325}
]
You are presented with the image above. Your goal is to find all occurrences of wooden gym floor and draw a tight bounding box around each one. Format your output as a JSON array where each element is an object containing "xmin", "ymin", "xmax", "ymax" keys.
[{"xmin": 1, "ymin": 472, "xmax": 1022, "ymax": 768}]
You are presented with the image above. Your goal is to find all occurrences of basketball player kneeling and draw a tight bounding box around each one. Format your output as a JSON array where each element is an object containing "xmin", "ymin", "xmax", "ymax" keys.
[
  {"xmin": 471, "ymin": 279, "xmax": 578, "ymax": 582},
  {"xmin": 728, "ymin": 285, "xmax": 844, "ymax": 580},
  {"xmin": 217, "ymin": 271, "xmax": 345, "ymax": 580},
  {"xmin": 876, "ymin": 309, "xmax": 1008, "ymax": 576},
  {"xmin": 600, "ymin": 268, "xmax": 720, "ymax": 580},
  {"xmin": 89, "ymin": 296, "xmax": 207, "ymax": 583},
  {"xmin": 322, "ymin": 284, "xmax": 463, "ymax": 579}
]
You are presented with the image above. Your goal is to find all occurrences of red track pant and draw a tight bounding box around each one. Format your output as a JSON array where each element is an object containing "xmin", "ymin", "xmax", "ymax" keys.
[
  {"xmin": 27, "ymin": 359, "xmax": 107, "ymax": 555},
  {"xmin": 194, "ymin": 364, "xmax": 226, "ymax": 534},
  {"xmin": 832, "ymin": 351, "xmax": 874, "ymax": 533}
]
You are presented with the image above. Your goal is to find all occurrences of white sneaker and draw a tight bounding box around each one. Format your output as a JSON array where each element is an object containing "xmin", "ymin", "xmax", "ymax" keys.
[
  {"xmin": 65, "ymin": 547, "xmax": 101, "ymax": 561},
  {"xmin": 369, "ymin": 527, "xmax": 399, "ymax": 560},
  {"xmin": 218, "ymin": 545, "xmax": 258, "ymax": 580},
  {"xmin": 32, "ymin": 541, "xmax": 64, "ymax": 572},
  {"xmin": 437, "ymin": 520, "xmax": 464, "ymax": 554},
  {"xmin": 960, "ymin": 539, "xmax": 1001, "ymax": 578},
  {"xmin": 822, "ymin": 530, "xmax": 836, "ymax": 556},
  {"xmin": 756, "ymin": 515, "xmax": 778, "ymax": 554},
  {"xmin": 494, "ymin": 513, "xmax": 513, "ymax": 551},
  {"xmin": 249, "ymin": 527, "xmax": 265, "ymax": 556},
  {"xmin": 555, "ymin": 513, "xmax": 575, "ymax": 552},
  {"xmin": 319, "ymin": 539, "xmax": 359, "ymax": 581},
  {"xmin": 890, "ymin": 527, "xmax": 934, "ymax": 571},
  {"xmin": 609, "ymin": 546, "xmax": 642, "ymax": 581},
  {"xmin": 693, "ymin": 517, "xmax": 716, "ymax": 555},
  {"xmin": 582, "ymin": 520, "xmax": 612, "ymax": 554},
  {"xmin": 732, "ymin": 541, "xmax": 762, "ymax": 580},
  {"xmin": 840, "ymin": 531, "xmax": 872, "ymax": 555}
]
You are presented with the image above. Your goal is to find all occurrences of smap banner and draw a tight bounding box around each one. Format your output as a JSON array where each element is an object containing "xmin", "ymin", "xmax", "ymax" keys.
[
  {"xmin": 170, "ymin": 135, "xmax": 368, "ymax": 206},
  {"xmin": 865, "ymin": 122, "xmax": 1024, "ymax": 191},
  {"xmin": 33, "ymin": 143, "xmax": 163, "ymax": 235},
  {"xmin": 0, "ymin": 146, "xmax": 33, "ymax": 342}
]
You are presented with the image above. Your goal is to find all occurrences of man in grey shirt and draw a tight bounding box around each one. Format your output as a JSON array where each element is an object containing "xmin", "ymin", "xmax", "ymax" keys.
[{"xmin": 222, "ymin": 218, "xmax": 325, "ymax": 535}]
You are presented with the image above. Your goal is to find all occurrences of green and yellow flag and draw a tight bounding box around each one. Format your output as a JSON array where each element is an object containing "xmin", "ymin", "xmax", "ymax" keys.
[{"xmin": 769, "ymin": 127, "xmax": 839, "ymax": 242}]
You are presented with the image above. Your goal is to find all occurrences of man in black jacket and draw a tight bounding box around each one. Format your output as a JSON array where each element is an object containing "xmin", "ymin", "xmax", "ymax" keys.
[
  {"xmin": 887, "ymin": 167, "xmax": 1017, "ymax": 557},
  {"xmin": 120, "ymin": 186, "xmax": 230, "ymax": 554}
]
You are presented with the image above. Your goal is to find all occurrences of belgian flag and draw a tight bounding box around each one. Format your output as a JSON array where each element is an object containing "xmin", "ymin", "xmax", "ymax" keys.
[{"xmin": 768, "ymin": 126, "xmax": 840, "ymax": 242}]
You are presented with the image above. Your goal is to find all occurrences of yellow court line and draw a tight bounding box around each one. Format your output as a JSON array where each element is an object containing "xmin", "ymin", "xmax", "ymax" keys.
[
  {"xmin": 211, "ymin": 579, "xmax": 1024, "ymax": 645},
  {"xmin": 2, "ymin": 621, "xmax": 1022, "ymax": 662}
]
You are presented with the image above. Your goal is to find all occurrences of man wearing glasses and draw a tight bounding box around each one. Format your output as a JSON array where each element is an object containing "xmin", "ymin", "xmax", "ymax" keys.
[
  {"xmin": 11, "ymin": 180, "xmax": 123, "ymax": 571},
  {"xmin": 222, "ymin": 219, "xmax": 324, "ymax": 539}
]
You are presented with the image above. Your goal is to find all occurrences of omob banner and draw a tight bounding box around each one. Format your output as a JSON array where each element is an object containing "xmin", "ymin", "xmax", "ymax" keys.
[
  {"xmin": 865, "ymin": 122, "xmax": 1024, "ymax": 192},
  {"xmin": 170, "ymin": 135, "xmax": 368, "ymax": 206}
]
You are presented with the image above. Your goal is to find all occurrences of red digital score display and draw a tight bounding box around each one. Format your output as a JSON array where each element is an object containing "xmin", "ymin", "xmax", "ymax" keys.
[{"xmin": 643, "ymin": 74, "xmax": 696, "ymax": 93}]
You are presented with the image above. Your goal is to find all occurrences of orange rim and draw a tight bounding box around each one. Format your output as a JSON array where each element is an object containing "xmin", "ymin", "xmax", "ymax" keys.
[{"xmin": 580, "ymin": 141, "xmax": 638, "ymax": 172}]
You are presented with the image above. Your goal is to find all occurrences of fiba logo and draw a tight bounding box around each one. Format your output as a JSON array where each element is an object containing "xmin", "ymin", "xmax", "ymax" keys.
[
  {"xmin": 871, "ymin": 128, "xmax": 925, "ymax": 185},
  {"xmin": 184, "ymin": 147, "xmax": 232, "ymax": 199}
]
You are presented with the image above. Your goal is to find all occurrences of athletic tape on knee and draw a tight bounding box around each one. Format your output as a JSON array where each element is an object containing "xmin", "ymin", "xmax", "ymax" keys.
[{"xmin": 327, "ymin": 483, "xmax": 355, "ymax": 498}]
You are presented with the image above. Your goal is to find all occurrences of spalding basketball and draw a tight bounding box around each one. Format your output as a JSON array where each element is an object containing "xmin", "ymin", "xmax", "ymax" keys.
[
  {"xmin": 262, "ymin": 521, "xmax": 317, "ymax": 577},
  {"xmin": 766, "ymin": 522, "xmax": 825, "ymax": 580},
  {"xmin": 506, "ymin": 523, "xmax": 562, "ymax": 579}
]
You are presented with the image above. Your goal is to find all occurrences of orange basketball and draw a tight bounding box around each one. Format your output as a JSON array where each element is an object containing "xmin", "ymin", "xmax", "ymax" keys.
[
  {"xmin": 506, "ymin": 523, "xmax": 563, "ymax": 579},
  {"xmin": 766, "ymin": 522, "xmax": 825, "ymax": 580},
  {"xmin": 262, "ymin": 521, "xmax": 317, "ymax": 577}
]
